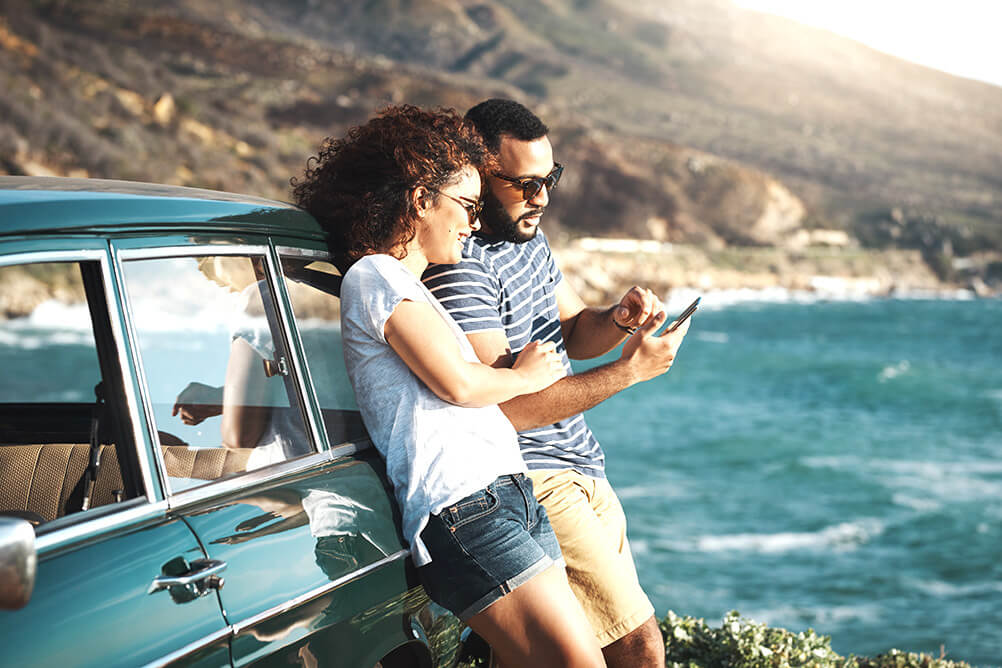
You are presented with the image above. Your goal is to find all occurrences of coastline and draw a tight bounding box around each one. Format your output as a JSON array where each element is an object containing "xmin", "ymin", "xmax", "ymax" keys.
[
  {"xmin": 2, "ymin": 242, "xmax": 998, "ymax": 322},
  {"xmin": 552, "ymin": 240, "xmax": 999, "ymax": 309}
]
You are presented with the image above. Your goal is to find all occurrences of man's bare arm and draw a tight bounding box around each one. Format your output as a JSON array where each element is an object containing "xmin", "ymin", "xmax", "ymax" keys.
[{"xmin": 468, "ymin": 312, "xmax": 690, "ymax": 431}]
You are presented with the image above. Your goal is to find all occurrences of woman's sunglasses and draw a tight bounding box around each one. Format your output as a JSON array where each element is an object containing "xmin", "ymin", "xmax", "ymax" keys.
[
  {"xmin": 493, "ymin": 163, "xmax": 563, "ymax": 201},
  {"xmin": 433, "ymin": 190, "xmax": 483, "ymax": 225}
]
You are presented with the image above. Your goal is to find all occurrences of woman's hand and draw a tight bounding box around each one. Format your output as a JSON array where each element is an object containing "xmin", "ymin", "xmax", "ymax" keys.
[{"xmin": 512, "ymin": 340, "xmax": 566, "ymax": 394}]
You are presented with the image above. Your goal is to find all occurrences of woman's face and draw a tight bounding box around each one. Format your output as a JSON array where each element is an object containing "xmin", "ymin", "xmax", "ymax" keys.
[{"xmin": 417, "ymin": 166, "xmax": 482, "ymax": 265}]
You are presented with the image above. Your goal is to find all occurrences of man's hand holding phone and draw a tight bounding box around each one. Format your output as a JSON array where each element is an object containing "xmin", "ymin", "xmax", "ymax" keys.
[{"xmin": 619, "ymin": 296, "xmax": 698, "ymax": 383}]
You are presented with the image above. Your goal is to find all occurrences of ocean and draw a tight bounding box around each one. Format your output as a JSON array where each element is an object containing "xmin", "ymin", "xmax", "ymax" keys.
[
  {"xmin": 3, "ymin": 295, "xmax": 999, "ymax": 665},
  {"xmin": 582, "ymin": 296, "xmax": 1002, "ymax": 666}
]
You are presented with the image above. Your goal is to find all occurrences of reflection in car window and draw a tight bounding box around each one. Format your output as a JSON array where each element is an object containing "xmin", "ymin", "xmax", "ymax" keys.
[
  {"xmin": 280, "ymin": 256, "xmax": 366, "ymax": 446},
  {"xmin": 0, "ymin": 261, "xmax": 134, "ymax": 526},
  {"xmin": 122, "ymin": 255, "xmax": 314, "ymax": 492}
]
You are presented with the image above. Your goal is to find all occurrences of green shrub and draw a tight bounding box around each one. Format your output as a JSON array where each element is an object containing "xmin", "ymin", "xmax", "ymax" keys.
[
  {"xmin": 659, "ymin": 611, "xmax": 972, "ymax": 668},
  {"xmin": 662, "ymin": 610, "xmax": 842, "ymax": 667}
]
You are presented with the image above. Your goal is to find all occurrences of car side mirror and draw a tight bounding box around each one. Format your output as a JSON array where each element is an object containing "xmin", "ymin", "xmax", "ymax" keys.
[{"xmin": 0, "ymin": 517, "xmax": 37, "ymax": 610}]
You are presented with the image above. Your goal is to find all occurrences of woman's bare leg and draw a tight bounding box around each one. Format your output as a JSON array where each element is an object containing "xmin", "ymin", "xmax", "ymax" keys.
[{"xmin": 466, "ymin": 565, "xmax": 605, "ymax": 668}]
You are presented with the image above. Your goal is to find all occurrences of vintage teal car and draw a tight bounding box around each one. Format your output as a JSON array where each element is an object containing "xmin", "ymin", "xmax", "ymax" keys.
[{"xmin": 0, "ymin": 177, "xmax": 466, "ymax": 667}]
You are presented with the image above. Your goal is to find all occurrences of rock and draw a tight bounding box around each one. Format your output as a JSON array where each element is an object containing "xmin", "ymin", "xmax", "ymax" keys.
[
  {"xmin": 969, "ymin": 276, "xmax": 992, "ymax": 298},
  {"xmin": 153, "ymin": 93, "xmax": 176, "ymax": 126}
]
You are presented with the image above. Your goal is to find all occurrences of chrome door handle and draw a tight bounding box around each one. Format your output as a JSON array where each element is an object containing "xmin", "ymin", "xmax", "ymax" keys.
[{"xmin": 149, "ymin": 558, "xmax": 227, "ymax": 595}]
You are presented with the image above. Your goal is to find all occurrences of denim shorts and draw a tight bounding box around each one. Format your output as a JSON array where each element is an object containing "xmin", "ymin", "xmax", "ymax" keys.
[{"xmin": 417, "ymin": 473, "xmax": 564, "ymax": 621}]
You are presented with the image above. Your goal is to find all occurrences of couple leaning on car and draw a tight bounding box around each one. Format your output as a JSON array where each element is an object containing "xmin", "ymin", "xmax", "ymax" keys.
[{"xmin": 292, "ymin": 99, "xmax": 691, "ymax": 667}]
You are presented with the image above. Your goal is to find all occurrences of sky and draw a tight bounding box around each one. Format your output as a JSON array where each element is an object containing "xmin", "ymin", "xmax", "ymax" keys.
[{"xmin": 731, "ymin": 0, "xmax": 1002, "ymax": 88}]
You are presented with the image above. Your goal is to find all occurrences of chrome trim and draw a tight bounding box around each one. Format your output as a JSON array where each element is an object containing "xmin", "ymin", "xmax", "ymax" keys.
[
  {"xmin": 140, "ymin": 627, "xmax": 232, "ymax": 668},
  {"xmin": 231, "ymin": 549, "xmax": 410, "ymax": 635},
  {"xmin": 273, "ymin": 245, "xmax": 330, "ymax": 260},
  {"xmin": 165, "ymin": 452, "xmax": 331, "ymax": 512},
  {"xmin": 148, "ymin": 558, "xmax": 226, "ymax": 594},
  {"xmin": 34, "ymin": 500, "xmax": 169, "ymax": 555},
  {"xmin": 0, "ymin": 249, "xmax": 106, "ymax": 267},
  {"xmin": 104, "ymin": 244, "xmax": 158, "ymax": 501},
  {"xmin": 267, "ymin": 244, "xmax": 328, "ymax": 454},
  {"xmin": 113, "ymin": 243, "xmax": 170, "ymax": 501},
  {"xmin": 117, "ymin": 244, "xmax": 270, "ymax": 261},
  {"xmin": 272, "ymin": 247, "xmax": 369, "ymax": 457},
  {"xmin": 0, "ymin": 518, "xmax": 36, "ymax": 610},
  {"xmin": 329, "ymin": 441, "xmax": 366, "ymax": 460}
]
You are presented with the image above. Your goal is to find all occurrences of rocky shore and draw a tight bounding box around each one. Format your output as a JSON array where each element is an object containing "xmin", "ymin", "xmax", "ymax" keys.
[{"xmin": 553, "ymin": 239, "xmax": 999, "ymax": 307}]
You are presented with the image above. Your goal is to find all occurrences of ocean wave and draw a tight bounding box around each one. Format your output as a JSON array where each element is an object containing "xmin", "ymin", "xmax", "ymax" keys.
[
  {"xmin": 662, "ymin": 519, "xmax": 884, "ymax": 554},
  {"xmin": 3, "ymin": 300, "xmax": 93, "ymax": 331},
  {"xmin": 740, "ymin": 602, "xmax": 883, "ymax": 627},
  {"xmin": 662, "ymin": 285, "xmax": 976, "ymax": 310},
  {"xmin": 630, "ymin": 538, "xmax": 650, "ymax": 555},
  {"xmin": 695, "ymin": 331, "xmax": 729, "ymax": 344},
  {"xmin": 890, "ymin": 493, "xmax": 942, "ymax": 512},
  {"xmin": 803, "ymin": 455, "xmax": 1002, "ymax": 476},
  {"xmin": 0, "ymin": 326, "xmax": 94, "ymax": 349},
  {"xmin": 802, "ymin": 456, "xmax": 1002, "ymax": 502},
  {"xmin": 664, "ymin": 287, "xmax": 827, "ymax": 310},
  {"xmin": 905, "ymin": 578, "xmax": 1002, "ymax": 598},
  {"xmin": 616, "ymin": 480, "xmax": 693, "ymax": 501},
  {"xmin": 878, "ymin": 360, "xmax": 911, "ymax": 382}
]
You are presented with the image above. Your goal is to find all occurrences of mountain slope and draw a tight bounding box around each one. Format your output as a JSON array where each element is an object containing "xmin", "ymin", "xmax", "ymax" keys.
[{"xmin": 2, "ymin": 0, "xmax": 1000, "ymax": 269}]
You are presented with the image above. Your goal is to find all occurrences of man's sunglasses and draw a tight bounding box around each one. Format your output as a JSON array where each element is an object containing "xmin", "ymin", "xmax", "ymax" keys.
[
  {"xmin": 432, "ymin": 189, "xmax": 483, "ymax": 225},
  {"xmin": 493, "ymin": 163, "xmax": 563, "ymax": 201}
]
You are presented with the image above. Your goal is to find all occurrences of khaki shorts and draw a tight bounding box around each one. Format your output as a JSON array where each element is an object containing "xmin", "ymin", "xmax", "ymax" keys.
[{"xmin": 527, "ymin": 469, "xmax": 655, "ymax": 646}]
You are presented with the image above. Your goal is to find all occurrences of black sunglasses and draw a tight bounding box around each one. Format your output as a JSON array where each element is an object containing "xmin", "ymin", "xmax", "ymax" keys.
[
  {"xmin": 432, "ymin": 189, "xmax": 483, "ymax": 225},
  {"xmin": 493, "ymin": 163, "xmax": 563, "ymax": 201}
]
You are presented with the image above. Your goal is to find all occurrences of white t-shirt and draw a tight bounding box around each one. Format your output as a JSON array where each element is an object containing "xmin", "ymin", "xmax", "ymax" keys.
[{"xmin": 340, "ymin": 254, "xmax": 526, "ymax": 566}]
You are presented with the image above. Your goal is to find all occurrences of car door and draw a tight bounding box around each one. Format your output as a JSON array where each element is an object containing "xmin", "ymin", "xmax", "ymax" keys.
[
  {"xmin": 0, "ymin": 241, "xmax": 231, "ymax": 668},
  {"xmin": 115, "ymin": 236, "xmax": 425, "ymax": 668}
]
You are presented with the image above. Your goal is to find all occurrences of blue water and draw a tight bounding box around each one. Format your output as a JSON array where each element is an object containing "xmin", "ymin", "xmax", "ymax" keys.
[
  {"xmin": 581, "ymin": 299, "xmax": 1002, "ymax": 666},
  {"xmin": 3, "ymin": 298, "xmax": 1000, "ymax": 664}
]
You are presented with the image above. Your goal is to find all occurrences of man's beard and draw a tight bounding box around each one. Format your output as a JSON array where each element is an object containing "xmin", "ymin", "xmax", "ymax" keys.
[{"xmin": 478, "ymin": 191, "xmax": 542, "ymax": 244}]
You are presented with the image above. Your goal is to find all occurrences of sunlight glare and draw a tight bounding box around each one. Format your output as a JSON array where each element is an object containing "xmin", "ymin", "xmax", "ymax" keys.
[{"xmin": 731, "ymin": 0, "xmax": 1002, "ymax": 87}]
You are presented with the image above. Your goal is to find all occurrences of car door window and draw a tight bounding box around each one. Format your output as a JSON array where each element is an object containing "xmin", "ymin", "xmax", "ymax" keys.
[
  {"xmin": 0, "ymin": 260, "xmax": 139, "ymax": 528},
  {"xmin": 279, "ymin": 255, "xmax": 366, "ymax": 445},
  {"xmin": 121, "ymin": 254, "xmax": 314, "ymax": 493}
]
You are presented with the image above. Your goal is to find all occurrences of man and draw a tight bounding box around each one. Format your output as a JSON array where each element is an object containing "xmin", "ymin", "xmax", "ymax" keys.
[{"xmin": 422, "ymin": 99, "xmax": 691, "ymax": 667}]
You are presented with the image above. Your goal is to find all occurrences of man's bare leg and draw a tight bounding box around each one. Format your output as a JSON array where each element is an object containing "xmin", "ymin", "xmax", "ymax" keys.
[{"xmin": 601, "ymin": 615, "xmax": 664, "ymax": 668}]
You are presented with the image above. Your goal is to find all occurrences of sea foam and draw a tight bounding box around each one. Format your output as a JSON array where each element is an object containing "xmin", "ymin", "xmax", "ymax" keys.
[{"xmin": 660, "ymin": 519, "xmax": 884, "ymax": 554}]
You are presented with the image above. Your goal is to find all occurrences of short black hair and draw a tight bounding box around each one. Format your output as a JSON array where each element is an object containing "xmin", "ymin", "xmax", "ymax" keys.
[{"xmin": 465, "ymin": 99, "xmax": 548, "ymax": 153}]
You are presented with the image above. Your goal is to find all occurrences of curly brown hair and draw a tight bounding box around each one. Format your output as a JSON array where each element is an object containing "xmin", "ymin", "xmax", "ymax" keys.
[{"xmin": 291, "ymin": 105, "xmax": 495, "ymax": 267}]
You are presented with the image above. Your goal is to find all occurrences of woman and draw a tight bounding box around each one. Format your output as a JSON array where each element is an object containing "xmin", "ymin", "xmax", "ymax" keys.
[{"xmin": 293, "ymin": 106, "xmax": 605, "ymax": 667}]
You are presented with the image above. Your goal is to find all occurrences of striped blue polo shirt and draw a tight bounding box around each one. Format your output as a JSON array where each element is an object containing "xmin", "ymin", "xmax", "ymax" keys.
[{"xmin": 422, "ymin": 231, "xmax": 605, "ymax": 478}]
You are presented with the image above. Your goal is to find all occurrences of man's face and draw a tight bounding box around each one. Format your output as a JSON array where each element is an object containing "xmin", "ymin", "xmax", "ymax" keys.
[{"xmin": 480, "ymin": 135, "xmax": 555, "ymax": 243}]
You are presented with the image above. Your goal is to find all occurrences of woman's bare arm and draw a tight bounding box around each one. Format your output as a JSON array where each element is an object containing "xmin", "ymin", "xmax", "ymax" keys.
[{"xmin": 384, "ymin": 299, "xmax": 564, "ymax": 407}]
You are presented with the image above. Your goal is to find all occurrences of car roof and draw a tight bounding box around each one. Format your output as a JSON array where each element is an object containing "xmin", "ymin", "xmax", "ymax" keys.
[{"xmin": 0, "ymin": 177, "xmax": 324, "ymax": 239}]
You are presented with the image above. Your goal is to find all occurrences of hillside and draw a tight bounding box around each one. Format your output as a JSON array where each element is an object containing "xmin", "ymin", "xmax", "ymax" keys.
[{"xmin": 1, "ymin": 0, "xmax": 1000, "ymax": 293}]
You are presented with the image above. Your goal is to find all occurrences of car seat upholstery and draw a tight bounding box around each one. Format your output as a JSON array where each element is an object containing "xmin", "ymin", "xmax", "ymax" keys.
[{"xmin": 0, "ymin": 444, "xmax": 253, "ymax": 523}]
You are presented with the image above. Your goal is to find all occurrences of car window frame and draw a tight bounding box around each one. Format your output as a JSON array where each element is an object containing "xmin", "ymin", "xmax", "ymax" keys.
[
  {"xmin": 274, "ymin": 243, "xmax": 372, "ymax": 460},
  {"xmin": 0, "ymin": 241, "xmax": 163, "ymax": 555},
  {"xmin": 112, "ymin": 238, "xmax": 331, "ymax": 510}
]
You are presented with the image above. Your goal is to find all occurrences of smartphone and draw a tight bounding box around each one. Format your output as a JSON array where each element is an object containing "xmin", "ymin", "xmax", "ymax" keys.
[{"xmin": 661, "ymin": 296, "xmax": 700, "ymax": 334}]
